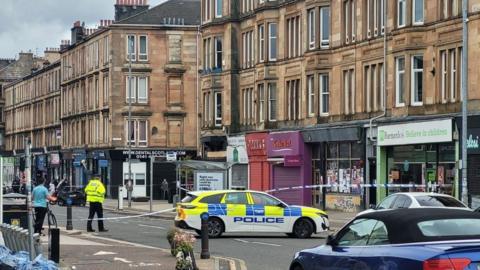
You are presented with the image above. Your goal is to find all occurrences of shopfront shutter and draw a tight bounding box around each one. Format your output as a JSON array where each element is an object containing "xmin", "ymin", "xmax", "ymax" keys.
[
  {"xmin": 468, "ymin": 155, "xmax": 480, "ymax": 195},
  {"xmin": 249, "ymin": 162, "xmax": 263, "ymax": 191},
  {"xmin": 231, "ymin": 164, "xmax": 248, "ymax": 188},
  {"xmin": 271, "ymin": 165, "xmax": 302, "ymax": 205}
]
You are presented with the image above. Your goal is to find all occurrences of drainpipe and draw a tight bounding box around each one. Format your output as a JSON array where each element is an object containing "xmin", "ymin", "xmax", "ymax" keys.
[
  {"xmin": 368, "ymin": 0, "xmax": 387, "ymax": 142},
  {"xmin": 196, "ymin": 26, "xmax": 201, "ymax": 157}
]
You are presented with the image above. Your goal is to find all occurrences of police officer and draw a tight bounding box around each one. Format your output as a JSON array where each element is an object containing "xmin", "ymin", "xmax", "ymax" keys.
[{"xmin": 84, "ymin": 174, "xmax": 108, "ymax": 232}]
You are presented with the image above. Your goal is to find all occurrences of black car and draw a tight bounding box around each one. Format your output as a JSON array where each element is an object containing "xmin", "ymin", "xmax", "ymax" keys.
[{"xmin": 55, "ymin": 186, "xmax": 86, "ymax": 206}]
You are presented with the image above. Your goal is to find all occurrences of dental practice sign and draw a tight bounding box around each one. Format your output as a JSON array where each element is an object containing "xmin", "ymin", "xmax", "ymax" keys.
[{"xmin": 378, "ymin": 119, "xmax": 452, "ymax": 146}]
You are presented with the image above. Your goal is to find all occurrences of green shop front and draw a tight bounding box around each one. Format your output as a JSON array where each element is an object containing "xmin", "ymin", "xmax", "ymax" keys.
[{"xmin": 376, "ymin": 119, "xmax": 458, "ymax": 202}]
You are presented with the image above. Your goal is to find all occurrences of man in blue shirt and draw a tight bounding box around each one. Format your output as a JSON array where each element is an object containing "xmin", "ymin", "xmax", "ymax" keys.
[{"xmin": 32, "ymin": 177, "xmax": 52, "ymax": 234}]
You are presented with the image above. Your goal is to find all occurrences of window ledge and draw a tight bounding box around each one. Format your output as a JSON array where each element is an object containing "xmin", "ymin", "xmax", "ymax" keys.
[{"xmin": 164, "ymin": 64, "xmax": 186, "ymax": 74}]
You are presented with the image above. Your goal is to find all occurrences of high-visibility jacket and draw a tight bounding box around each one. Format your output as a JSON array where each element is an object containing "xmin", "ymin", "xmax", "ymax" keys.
[{"xmin": 85, "ymin": 179, "xmax": 106, "ymax": 203}]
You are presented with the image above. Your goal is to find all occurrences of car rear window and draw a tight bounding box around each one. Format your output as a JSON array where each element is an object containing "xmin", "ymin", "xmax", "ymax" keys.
[
  {"xmin": 416, "ymin": 196, "xmax": 465, "ymax": 207},
  {"xmin": 418, "ymin": 218, "xmax": 480, "ymax": 237},
  {"xmin": 181, "ymin": 194, "xmax": 197, "ymax": 203},
  {"xmin": 199, "ymin": 193, "xmax": 224, "ymax": 204}
]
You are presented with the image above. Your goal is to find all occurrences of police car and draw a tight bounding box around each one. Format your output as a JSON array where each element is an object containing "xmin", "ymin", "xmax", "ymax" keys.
[{"xmin": 175, "ymin": 190, "xmax": 329, "ymax": 238}]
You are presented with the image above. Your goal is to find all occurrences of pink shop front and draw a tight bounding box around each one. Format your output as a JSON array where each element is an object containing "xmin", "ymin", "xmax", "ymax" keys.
[{"xmin": 267, "ymin": 131, "xmax": 312, "ymax": 206}]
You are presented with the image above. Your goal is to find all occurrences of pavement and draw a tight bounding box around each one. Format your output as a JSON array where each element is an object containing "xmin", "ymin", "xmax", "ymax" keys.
[{"xmin": 41, "ymin": 229, "xmax": 236, "ymax": 270}]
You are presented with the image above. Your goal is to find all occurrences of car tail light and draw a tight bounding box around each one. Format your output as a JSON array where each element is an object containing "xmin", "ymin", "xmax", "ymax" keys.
[{"xmin": 423, "ymin": 258, "xmax": 471, "ymax": 270}]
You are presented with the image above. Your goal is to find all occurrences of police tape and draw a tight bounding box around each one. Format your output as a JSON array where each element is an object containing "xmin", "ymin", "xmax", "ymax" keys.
[
  {"xmin": 55, "ymin": 207, "xmax": 177, "ymax": 222},
  {"xmin": 263, "ymin": 183, "xmax": 452, "ymax": 193}
]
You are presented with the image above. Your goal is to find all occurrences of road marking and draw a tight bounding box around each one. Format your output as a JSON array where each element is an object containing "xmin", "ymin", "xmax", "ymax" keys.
[
  {"xmin": 233, "ymin": 239, "xmax": 281, "ymax": 247},
  {"xmin": 250, "ymin": 241, "xmax": 282, "ymax": 247},
  {"xmin": 234, "ymin": 239, "xmax": 249, "ymax": 244},
  {"xmin": 138, "ymin": 224, "xmax": 166, "ymax": 230},
  {"xmin": 94, "ymin": 251, "xmax": 117, "ymax": 256},
  {"xmin": 114, "ymin": 257, "xmax": 132, "ymax": 263}
]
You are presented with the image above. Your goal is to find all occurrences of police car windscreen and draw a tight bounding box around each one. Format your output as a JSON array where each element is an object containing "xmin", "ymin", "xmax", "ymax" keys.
[{"xmin": 181, "ymin": 194, "xmax": 197, "ymax": 203}]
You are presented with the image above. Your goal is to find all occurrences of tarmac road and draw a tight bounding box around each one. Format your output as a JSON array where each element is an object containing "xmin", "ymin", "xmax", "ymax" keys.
[{"xmin": 51, "ymin": 205, "xmax": 329, "ymax": 270}]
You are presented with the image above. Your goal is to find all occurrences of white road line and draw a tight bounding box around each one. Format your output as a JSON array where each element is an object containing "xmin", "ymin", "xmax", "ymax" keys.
[
  {"xmin": 250, "ymin": 241, "xmax": 282, "ymax": 247},
  {"xmin": 234, "ymin": 239, "xmax": 249, "ymax": 244},
  {"xmin": 138, "ymin": 224, "xmax": 166, "ymax": 230},
  {"xmin": 233, "ymin": 238, "xmax": 281, "ymax": 247}
]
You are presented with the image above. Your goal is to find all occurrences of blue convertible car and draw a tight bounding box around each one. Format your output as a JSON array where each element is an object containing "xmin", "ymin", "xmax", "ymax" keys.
[{"xmin": 290, "ymin": 208, "xmax": 480, "ymax": 270}]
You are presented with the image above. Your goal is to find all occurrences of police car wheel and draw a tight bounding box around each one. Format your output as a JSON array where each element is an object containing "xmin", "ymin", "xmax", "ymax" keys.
[
  {"xmin": 293, "ymin": 218, "xmax": 314, "ymax": 239},
  {"xmin": 207, "ymin": 218, "xmax": 224, "ymax": 238}
]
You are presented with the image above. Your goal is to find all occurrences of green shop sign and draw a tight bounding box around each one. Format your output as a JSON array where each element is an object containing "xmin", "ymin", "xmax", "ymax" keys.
[{"xmin": 378, "ymin": 119, "xmax": 452, "ymax": 146}]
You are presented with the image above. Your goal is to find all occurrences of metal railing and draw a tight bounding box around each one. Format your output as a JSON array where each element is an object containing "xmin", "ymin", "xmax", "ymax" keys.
[{"xmin": 0, "ymin": 224, "xmax": 42, "ymax": 256}]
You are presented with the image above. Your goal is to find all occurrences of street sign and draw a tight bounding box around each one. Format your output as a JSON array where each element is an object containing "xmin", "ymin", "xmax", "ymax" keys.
[{"xmin": 66, "ymin": 198, "xmax": 73, "ymax": 206}]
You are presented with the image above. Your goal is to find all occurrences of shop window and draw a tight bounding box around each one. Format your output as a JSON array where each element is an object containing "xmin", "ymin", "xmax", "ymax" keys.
[
  {"xmin": 326, "ymin": 142, "xmax": 364, "ymax": 194},
  {"xmin": 411, "ymin": 55, "xmax": 423, "ymax": 106}
]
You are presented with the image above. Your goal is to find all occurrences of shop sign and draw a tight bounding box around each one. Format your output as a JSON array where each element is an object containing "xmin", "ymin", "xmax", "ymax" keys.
[
  {"xmin": 227, "ymin": 136, "xmax": 248, "ymax": 164},
  {"xmin": 36, "ymin": 155, "xmax": 46, "ymax": 171},
  {"xmin": 194, "ymin": 172, "xmax": 224, "ymax": 191},
  {"xmin": 166, "ymin": 151, "xmax": 177, "ymax": 161},
  {"xmin": 246, "ymin": 134, "xmax": 267, "ymax": 156},
  {"xmin": 119, "ymin": 150, "xmax": 186, "ymax": 159},
  {"xmin": 1, "ymin": 157, "xmax": 15, "ymax": 167},
  {"xmin": 50, "ymin": 153, "xmax": 60, "ymax": 166},
  {"xmin": 378, "ymin": 119, "xmax": 452, "ymax": 146},
  {"xmin": 466, "ymin": 128, "xmax": 480, "ymax": 153},
  {"xmin": 267, "ymin": 131, "xmax": 303, "ymax": 158},
  {"xmin": 284, "ymin": 155, "xmax": 302, "ymax": 167}
]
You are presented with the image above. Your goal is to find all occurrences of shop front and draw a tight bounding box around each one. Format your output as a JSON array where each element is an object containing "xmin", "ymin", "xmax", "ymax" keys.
[
  {"xmin": 246, "ymin": 132, "xmax": 269, "ymax": 191},
  {"xmin": 226, "ymin": 135, "xmax": 248, "ymax": 189},
  {"xmin": 377, "ymin": 119, "xmax": 457, "ymax": 202},
  {"xmin": 302, "ymin": 126, "xmax": 364, "ymax": 212},
  {"xmin": 267, "ymin": 131, "xmax": 311, "ymax": 206},
  {"xmin": 458, "ymin": 115, "xmax": 480, "ymax": 208},
  {"xmin": 108, "ymin": 149, "xmax": 196, "ymax": 199}
]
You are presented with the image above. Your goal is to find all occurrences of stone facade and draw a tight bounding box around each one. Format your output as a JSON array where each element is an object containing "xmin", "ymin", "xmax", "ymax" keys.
[{"xmin": 200, "ymin": 0, "xmax": 480, "ymax": 158}]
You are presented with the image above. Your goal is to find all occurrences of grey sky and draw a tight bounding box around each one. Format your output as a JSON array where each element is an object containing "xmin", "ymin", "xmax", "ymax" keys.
[{"xmin": 0, "ymin": 0, "xmax": 164, "ymax": 59}]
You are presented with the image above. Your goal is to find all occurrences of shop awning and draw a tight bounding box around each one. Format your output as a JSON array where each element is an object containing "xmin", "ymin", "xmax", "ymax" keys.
[{"xmin": 302, "ymin": 126, "xmax": 361, "ymax": 143}]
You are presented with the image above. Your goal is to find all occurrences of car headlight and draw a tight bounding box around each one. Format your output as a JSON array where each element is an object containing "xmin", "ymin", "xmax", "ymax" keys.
[{"xmin": 316, "ymin": 212, "xmax": 328, "ymax": 219}]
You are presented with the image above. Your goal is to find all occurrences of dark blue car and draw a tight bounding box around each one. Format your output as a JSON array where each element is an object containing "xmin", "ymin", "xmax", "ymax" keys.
[{"xmin": 290, "ymin": 208, "xmax": 480, "ymax": 270}]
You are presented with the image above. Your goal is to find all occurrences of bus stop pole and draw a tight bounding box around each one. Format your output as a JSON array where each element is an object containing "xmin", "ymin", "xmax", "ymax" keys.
[
  {"xmin": 149, "ymin": 157, "xmax": 153, "ymax": 213},
  {"xmin": 1, "ymin": 156, "xmax": 4, "ymax": 223}
]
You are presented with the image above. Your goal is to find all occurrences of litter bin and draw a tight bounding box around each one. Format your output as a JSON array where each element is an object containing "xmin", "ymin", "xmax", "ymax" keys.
[{"xmin": 3, "ymin": 193, "xmax": 28, "ymax": 228}]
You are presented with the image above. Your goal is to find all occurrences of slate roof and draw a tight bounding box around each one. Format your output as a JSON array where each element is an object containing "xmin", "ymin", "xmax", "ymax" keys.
[{"xmin": 116, "ymin": 0, "xmax": 201, "ymax": 26}]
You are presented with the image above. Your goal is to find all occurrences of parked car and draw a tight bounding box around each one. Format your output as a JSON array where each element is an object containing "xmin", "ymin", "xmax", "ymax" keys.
[
  {"xmin": 290, "ymin": 208, "xmax": 480, "ymax": 270},
  {"xmin": 54, "ymin": 186, "xmax": 86, "ymax": 206},
  {"xmin": 358, "ymin": 192, "xmax": 469, "ymax": 216}
]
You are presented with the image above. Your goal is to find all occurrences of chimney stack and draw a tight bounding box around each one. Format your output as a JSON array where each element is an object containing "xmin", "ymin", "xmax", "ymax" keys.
[
  {"xmin": 115, "ymin": 0, "xmax": 149, "ymax": 21},
  {"xmin": 71, "ymin": 21, "xmax": 85, "ymax": 45}
]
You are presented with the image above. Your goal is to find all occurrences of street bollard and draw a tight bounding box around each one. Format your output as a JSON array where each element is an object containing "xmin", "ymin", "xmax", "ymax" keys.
[
  {"xmin": 66, "ymin": 202, "xmax": 73, "ymax": 230},
  {"xmin": 49, "ymin": 228, "xmax": 60, "ymax": 263},
  {"xmin": 200, "ymin": 213, "xmax": 210, "ymax": 259},
  {"xmin": 118, "ymin": 186, "xmax": 124, "ymax": 210}
]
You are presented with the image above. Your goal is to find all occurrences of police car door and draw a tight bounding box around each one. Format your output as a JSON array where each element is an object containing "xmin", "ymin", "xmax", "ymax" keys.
[
  {"xmin": 249, "ymin": 192, "xmax": 288, "ymax": 232},
  {"xmin": 222, "ymin": 192, "xmax": 253, "ymax": 232}
]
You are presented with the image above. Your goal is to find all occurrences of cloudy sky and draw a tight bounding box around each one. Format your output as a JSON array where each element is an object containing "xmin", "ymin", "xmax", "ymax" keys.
[{"xmin": 0, "ymin": 0, "xmax": 164, "ymax": 59}]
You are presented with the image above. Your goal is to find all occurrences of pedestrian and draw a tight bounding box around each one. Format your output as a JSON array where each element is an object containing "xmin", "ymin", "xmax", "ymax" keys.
[
  {"xmin": 84, "ymin": 173, "xmax": 108, "ymax": 232},
  {"xmin": 161, "ymin": 179, "xmax": 169, "ymax": 200},
  {"xmin": 32, "ymin": 177, "xmax": 53, "ymax": 235}
]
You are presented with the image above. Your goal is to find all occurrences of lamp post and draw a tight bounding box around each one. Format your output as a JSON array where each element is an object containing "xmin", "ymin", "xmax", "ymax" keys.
[
  {"xmin": 127, "ymin": 37, "xmax": 133, "ymax": 208},
  {"xmin": 25, "ymin": 137, "xmax": 35, "ymax": 260},
  {"xmin": 64, "ymin": 65, "xmax": 74, "ymax": 230},
  {"xmin": 461, "ymin": 0, "xmax": 469, "ymax": 206}
]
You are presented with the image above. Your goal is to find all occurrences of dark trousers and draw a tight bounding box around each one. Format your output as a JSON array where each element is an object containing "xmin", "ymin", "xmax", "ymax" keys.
[
  {"xmin": 34, "ymin": 207, "xmax": 47, "ymax": 234},
  {"xmin": 87, "ymin": 202, "xmax": 104, "ymax": 231}
]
